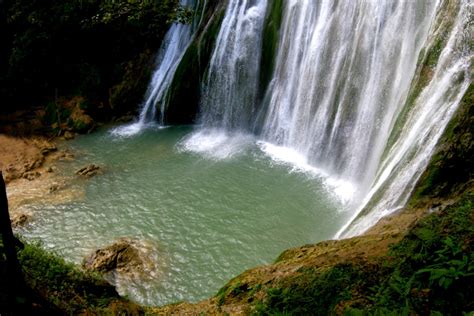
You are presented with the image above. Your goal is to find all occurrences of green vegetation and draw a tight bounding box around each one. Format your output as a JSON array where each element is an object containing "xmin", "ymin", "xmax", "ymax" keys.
[
  {"xmin": 0, "ymin": 0, "xmax": 185, "ymax": 120},
  {"xmin": 217, "ymin": 190, "xmax": 474, "ymax": 315},
  {"xmin": 410, "ymin": 83, "xmax": 473, "ymax": 205},
  {"xmin": 253, "ymin": 264, "xmax": 375, "ymax": 315},
  {"xmin": 17, "ymin": 239, "xmax": 142, "ymax": 314},
  {"xmin": 165, "ymin": 0, "xmax": 226, "ymax": 124},
  {"xmin": 369, "ymin": 191, "xmax": 474, "ymax": 314},
  {"xmin": 384, "ymin": 0, "xmax": 459, "ymax": 155}
]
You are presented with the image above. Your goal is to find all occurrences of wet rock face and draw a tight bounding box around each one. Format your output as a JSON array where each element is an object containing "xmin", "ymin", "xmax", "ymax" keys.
[
  {"xmin": 75, "ymin": 164, "xmax": 101, "ymax": 178},
  {"xmin": 83, "ymin": 238, "xmax": 143, "ymax": 274}
]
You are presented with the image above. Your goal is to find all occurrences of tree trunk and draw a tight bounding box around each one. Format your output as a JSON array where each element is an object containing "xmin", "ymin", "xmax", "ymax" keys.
[{"xmin": 0, "ymin": 171, "xmax": 27, "ymax": 312}]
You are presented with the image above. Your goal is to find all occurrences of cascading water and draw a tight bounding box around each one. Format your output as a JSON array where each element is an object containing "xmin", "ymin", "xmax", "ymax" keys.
[
  {"xmin": 179, "ymin": 0, "xmax": 269, "ymax": 159},
  {"xmin": 261, "ymin": 1, "xmax": 439, "ymax": 192},
  {"xmin": 112, "ymin": 0, "xmax": 205, "ymax": 137},
  {"xmin": 199, "ymin": 0, "xmax": 268, "ymax": 131},
  {"xmin": 337, "ymin": 0, "xmax": 473, "ymax": 237},
  {"xmin": 192, "ymin": 0, "xmax": 472, "ymax": 236},
  {"xmin": 16, "ymin": 0, "xmax": 473, "ymax": 306}
]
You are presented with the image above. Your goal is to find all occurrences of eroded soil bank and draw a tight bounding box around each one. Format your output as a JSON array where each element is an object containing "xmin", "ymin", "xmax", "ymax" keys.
[{"xmin": 0, "ymin": 134, "xmax": 84, "ymax": 227}]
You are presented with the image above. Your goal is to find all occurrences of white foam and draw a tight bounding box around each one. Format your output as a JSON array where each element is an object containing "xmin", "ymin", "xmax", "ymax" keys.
[
  {"xmin": 110, "ymin": 122, "xmax": 167, "ymax": 138},
  {"xmin": 178, "ymin": 129, "xmax": 254, "ymax": 160},
  {"xmin": 257, "ymin": 141, "xmax": 356, "ymax": 204},
  {"xmin": 110, "ymin": 122, "xmax": 145, "ymax": 137}
]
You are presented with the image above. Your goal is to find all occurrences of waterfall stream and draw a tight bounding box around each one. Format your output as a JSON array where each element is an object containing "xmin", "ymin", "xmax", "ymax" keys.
[
  {"xmin": 338, "ymin": 0, "xmax": 473, "ymax": 237},
  {"xmin": 199, "ymin": 0, "xmax": 268, "ymax": 130},
  {"xmin": 192, "ymin": 0, "xmax": 472, "ymax": 236},
  {"xmin": 17, "ymin": 0, "xmax": 472, "ymax": 306},
  {"xmin": 116, "ymin": 0, "xmax": 471, "ymax": 238},
  {"xmin": 112, "ymin": 0, "xmax": 205, "ymax": 137}
]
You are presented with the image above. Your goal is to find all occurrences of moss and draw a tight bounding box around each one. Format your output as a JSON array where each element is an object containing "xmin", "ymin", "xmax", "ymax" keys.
[
  {"xmin": 253, "ymin": 264, "xmax": 372, "ymax": 315},
  {"xmin": 108, "ymin": 49, "xmax": 155, "ymax": 117},
  {"xmin": 250, "ymin": 190, "xmax": 474, "ymax": 315},
  {"xmin": 164, "ymin": 2, "xmax": 226, "ymax": 124},
  {"xmin": 17, "ymin": 239, "xmax": 142, "ymax": 314},
  {"xmin": 384, "ymin": 0, "xmax": 459, "ymax": 154},
  {"xmin": 409, "ymin": 83, "xmax": 473, "ymax": 205},
  {"xmin": 259, "ymin": 0, "xmax": 283, "ymax": 98}
]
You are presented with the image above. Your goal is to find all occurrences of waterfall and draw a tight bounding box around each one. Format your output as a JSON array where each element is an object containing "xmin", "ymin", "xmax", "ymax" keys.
[
  {"xmin": 199, "ymin": 0, "xmax": 268, "ymax": 131},
  {"xmin": 112, "ymin": 0, "xmax": 205, "ymax": 137},
  {"xmin": 261, "ymin": 1, "xmax": 441, "ymax": 195},
  {"xmin": 337, "ymin": 0, "xmax": 473, "ymax": 237},
  {"xmin": 194, "ymin": 0, "xmax": 472, "ymax": 237}
]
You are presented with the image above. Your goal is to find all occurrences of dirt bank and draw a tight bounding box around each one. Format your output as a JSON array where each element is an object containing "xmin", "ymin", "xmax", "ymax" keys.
[
  {"xmin": 0, "ymin": 135, "xmax": 57, "ymax": 183},
  {"xmin": 0, "ymin": 134, "xmax": 83, "ymax": 226}
]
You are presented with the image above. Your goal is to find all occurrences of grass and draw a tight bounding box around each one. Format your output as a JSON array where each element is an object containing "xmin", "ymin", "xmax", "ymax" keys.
[
  {"xmin": 16, "ymin": 239, "xmax": 142, "ymax": 314},
  {"xmin": 250, "ymin": 190, "xmax": 474, "ymax": 315}
]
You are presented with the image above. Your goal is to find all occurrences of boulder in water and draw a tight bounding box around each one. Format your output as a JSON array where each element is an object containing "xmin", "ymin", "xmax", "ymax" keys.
[
  {"xmin": 83, "ymin": 238, "xmax": 143, "ymax": 274},
  {"xmin": 11, "ymin": 212, "xmax": 31, "ymax": 228},
  {"xmin": 75, "ymin": 164, "xmax": 101, "ymax": 178},
  {"xmin": 63, "ymin": 130, "xmax": 75, "ymax": 140}
]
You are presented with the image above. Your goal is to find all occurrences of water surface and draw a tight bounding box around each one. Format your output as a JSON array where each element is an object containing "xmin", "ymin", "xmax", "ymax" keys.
[{"xmin": 20, "ymin": 125, "xmax": 347, "ymax": 305}]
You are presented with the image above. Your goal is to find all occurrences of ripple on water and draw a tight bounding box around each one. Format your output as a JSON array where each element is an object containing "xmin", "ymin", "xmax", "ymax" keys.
[{"xmin": 19, "ymin": 126, "xmax": 350, "ymax": 306}]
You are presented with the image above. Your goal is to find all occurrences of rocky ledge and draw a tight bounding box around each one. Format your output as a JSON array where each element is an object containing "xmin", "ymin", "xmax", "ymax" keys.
[{"xmin": 83, "ymin": 238, "xmax": 143, "ymax": 274}]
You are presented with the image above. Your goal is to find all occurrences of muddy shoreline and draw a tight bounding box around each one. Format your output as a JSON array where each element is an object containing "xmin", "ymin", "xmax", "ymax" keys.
[{"xmin": 0, "ymin": 134, "xmax": 84, "ymax": 227}]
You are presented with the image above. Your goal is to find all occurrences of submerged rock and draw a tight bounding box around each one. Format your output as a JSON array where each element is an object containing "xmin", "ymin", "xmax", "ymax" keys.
[
  {"xmin": 57, "ymin": 150, "xmax": 75, "ymax": 161},
  {"xmin": 75, "ymin": 164, "xmax": 101, "ymax": 178},
  {"xmin": 11, "ymin": 213, "xmax": 31, "ymax": 228},
  {"xmin": 22, "ymin": 171, "xmax": 41, "ymax": 181},
  {"xmin": 48, "ymin": 180, "xmax": 67, "ymax": 193}
]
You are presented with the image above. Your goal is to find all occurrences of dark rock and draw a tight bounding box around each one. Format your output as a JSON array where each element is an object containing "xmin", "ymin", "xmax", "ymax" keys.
[
  {"xmin": 48, "ymin": 182, "xmax": 66, "ymax": 193},
  {"xmin": 114, "ymin": 115, "xmax": 135, "ymax": 123},
  {"xmin": 75, "ymin": 164, "xmax": 101, "ymax": 178}
]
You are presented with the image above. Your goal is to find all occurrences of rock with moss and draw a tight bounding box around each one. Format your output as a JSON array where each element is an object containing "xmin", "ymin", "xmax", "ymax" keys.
[
  {"xmin": 410, "ymin": 83, "xmax": 473, "ymax": 205},
  {"xmin": 164, "ymin": 0, "xmax": 226, "ymax": 124},
  {"xmin": 15, "ymin": 240, "xmax": 143, "ymax": 314}
]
